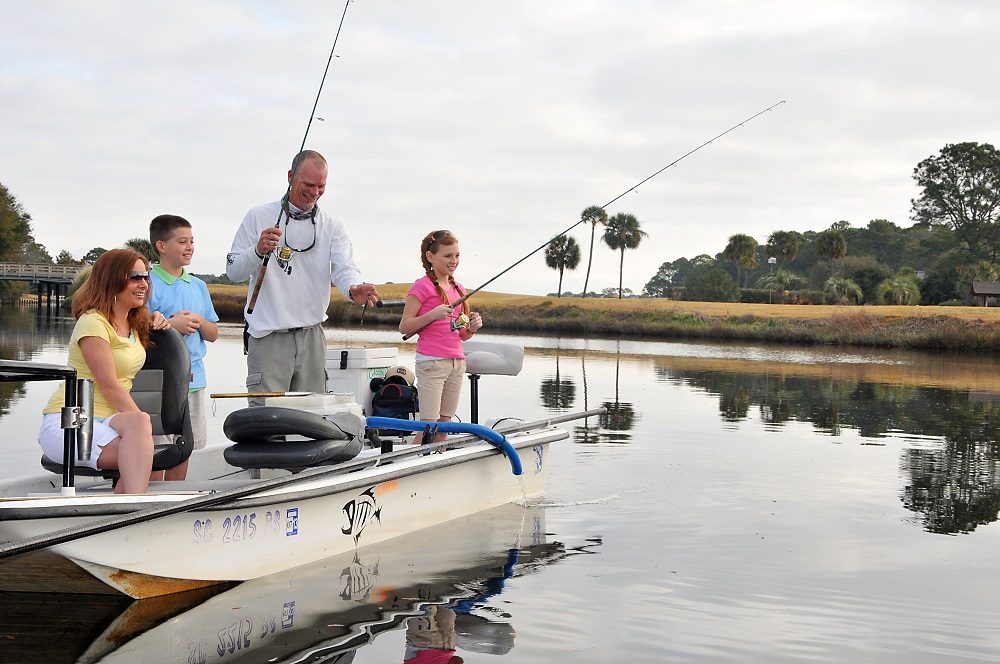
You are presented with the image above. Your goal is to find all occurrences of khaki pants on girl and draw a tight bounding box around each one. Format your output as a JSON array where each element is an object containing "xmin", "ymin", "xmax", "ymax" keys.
[{"xmin": 415, "ymin": 358, "xmax": 466, "ymax": 420}]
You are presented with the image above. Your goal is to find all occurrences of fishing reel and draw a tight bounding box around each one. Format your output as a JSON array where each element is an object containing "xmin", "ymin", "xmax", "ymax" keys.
[
  {"xmin": 450, "ymin": 313, "xmax": 470, "ymax": 332},
  {"xmin": 274, "ymin": 246, "xmax": 294, "ymax": 275}
]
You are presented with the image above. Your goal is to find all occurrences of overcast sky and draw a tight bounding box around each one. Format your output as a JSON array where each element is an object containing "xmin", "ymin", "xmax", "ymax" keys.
[{"xmin": 4, "ymin": 1, "xmax": 999, "ymax": 296}]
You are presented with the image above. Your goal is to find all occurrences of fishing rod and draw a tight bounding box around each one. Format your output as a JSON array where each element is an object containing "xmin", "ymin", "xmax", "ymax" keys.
[
  {"xmin": 247, "ymin": 0, "xmax": 353, "ymax": 315},
  {"xmin": 359, "ymin": 297, "xmax": 406, "ymax": 325},
  {"xmin": 401, "ymin": 100, "xmax": 786, "ymax": 340}
]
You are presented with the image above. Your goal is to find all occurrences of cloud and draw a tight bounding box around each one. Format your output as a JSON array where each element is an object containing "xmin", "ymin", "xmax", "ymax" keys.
[{"xmin": 3, "ymin": 1, "xmax": 999, "ymax": 296}]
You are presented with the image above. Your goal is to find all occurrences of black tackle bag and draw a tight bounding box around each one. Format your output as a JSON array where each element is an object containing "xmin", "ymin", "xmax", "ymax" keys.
[{"xmin": 370, "ymin": 380, "xmax": 419, "ymax": 437}]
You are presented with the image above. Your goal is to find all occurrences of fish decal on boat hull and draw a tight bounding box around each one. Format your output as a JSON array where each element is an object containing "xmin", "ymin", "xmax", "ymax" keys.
[{"xmin": 341, "ymin": 487, "xmax": 382, "ymax": 545}]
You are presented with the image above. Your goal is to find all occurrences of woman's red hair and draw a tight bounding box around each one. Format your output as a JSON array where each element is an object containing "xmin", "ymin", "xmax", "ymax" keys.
[{"xmin": 72, "ymin": 248, "xmax": 152, "ymax": 349}]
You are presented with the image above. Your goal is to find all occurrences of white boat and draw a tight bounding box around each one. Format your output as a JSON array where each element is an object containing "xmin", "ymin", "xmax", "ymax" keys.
[
  {"xmin": 76, "ymin": 502, "xmax": 571, "ymax": 663},
  {"xmin": 0, "ymin": 330, "xmax": 598, "ymax": 599}
]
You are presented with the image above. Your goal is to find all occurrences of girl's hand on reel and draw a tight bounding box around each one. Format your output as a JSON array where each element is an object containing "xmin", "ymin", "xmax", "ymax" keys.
[{"xmin": 430, "ymin": 304, "xmax": 454, "ymax": 321}]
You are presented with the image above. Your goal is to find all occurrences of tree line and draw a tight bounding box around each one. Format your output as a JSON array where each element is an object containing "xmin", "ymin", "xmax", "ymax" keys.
[{"xmin": 543, "ymin": 142, "xmax": 1000, "ymax": 305}]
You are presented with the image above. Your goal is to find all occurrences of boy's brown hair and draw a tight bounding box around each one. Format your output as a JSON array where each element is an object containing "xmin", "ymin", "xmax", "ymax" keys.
[{"xmin": 149, "ymin": 214, "xmax": 192, "ymax": 255}]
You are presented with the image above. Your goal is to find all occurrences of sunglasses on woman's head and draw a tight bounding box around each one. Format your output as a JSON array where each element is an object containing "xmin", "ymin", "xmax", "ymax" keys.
[{"xmin": 127, "ymin": 272, "xmax": 151, "ymax": 282}]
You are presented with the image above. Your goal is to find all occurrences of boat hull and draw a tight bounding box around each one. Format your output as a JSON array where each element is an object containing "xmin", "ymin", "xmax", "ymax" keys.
[
  {"xmin": 5, "ymin": 502, "xmax": 560, "ymax": 663},
  {"xmin": 0, "ymin": 430, "xmax": 559, "ymax": 598}
]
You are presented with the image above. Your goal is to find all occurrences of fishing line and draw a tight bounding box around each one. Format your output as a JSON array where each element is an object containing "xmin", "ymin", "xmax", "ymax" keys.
[
  {"xmin": 402, "ymin": 100, "xmax": 786, "ymax": 339},
  {"xmin": 247, "ymin": 0, "xmax": 353, "ymax": 315}
]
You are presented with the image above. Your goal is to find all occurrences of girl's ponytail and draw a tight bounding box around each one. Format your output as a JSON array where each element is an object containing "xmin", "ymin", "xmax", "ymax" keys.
[{"xmin": 449, "ymin": 276, "xmax": 471, "ymax": 315}]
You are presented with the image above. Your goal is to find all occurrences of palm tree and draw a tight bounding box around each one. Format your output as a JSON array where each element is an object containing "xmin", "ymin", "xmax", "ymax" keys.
[
  {"xmin": 579, "ymin": 205, "xmax": 608, "ymax": 297},
  {"xmin": 766, "ymin": 230, "xmax": 802, "ymax": 265},
  {"xmin": 816, "ymin": 229, "xmax": 848, "ymax": 262},
  {"xmin": 956, "ymin": 260, "xmax": 1000, "ymax": 297},
  {"xmin": 602, "ymin": 213, "xmax": 647, "ymax": 299},
  {"xmin": 722, "ymin": 234, "xmax": 759, "ymax": 287},
  {"xmin": 544, "ymin": 234, "xmax": 581, "ymax": 297},
  {"xmin": 823, "ymin": 276, "xmax": 863, "ymax": 304},
  {"xmin": 757, "ymin": 270, "xmax": 805, "ymax": 301},
  {"xmin": 756, "ymin": 269, "xmax": 806, "ymax": 292},
  {"xmin": 125, "ymin": 238, "xmax": 157, "ymax": 263},
  {"xmin": 877, "ymin": 275, "xmax": 921, "ymax": 305}
]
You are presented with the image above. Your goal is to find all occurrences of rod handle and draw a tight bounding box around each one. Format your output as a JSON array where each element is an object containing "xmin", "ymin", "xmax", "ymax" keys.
[
  {"xmin": 246, "ymin": 260, "xmax": 269, "ymax": 315},
  {"xmin": 209, "ymin": 391, "xmax": 313, "ymax": 399}
]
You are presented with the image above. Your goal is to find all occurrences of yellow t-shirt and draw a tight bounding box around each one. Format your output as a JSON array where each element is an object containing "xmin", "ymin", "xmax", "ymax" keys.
[{"xmin": 44, "ymin": 310, "xmax": 147, "ymax": 419}]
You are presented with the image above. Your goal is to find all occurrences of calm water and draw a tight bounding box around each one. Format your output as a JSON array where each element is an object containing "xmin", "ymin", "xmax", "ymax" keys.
[{"xmin": 3, "ymin": 306, "xmax": 1000, "ymax": 662}]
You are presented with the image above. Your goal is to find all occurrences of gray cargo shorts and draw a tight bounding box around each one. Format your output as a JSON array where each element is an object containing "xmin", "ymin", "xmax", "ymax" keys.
[{"xmin": 246, "ymin": 324, "xmax": 326, "ymax": 406}]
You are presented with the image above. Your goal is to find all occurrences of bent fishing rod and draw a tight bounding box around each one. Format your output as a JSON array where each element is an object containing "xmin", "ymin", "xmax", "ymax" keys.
[
  {"xmin": 247, "ymin": 0, "xmax": 353, "ymax": 315},
  {"xmin": 401, "ymin": 99, "xmax": 786, "ymax": 340}
]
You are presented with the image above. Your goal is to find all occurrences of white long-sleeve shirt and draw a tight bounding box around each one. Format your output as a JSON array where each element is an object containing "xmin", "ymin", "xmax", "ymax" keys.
[{"xmin": 227, "ymin": 200, "xmax": 363, "ymax": 338}]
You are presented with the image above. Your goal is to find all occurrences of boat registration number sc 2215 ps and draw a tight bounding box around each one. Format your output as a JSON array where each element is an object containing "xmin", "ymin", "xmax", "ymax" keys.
[{"xmin": 191, "ymin": 507, "xmax": 300, "ymax": 546}]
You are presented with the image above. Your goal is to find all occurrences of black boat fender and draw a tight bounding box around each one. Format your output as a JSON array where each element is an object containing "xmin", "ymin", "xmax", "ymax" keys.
[
  {"xmin": 223, "ymin": 407, "xmax": 365, "ymax": 470},
  {"xmin": 223, "ymin": 406, "xmax": 362, "ymax": 444}
]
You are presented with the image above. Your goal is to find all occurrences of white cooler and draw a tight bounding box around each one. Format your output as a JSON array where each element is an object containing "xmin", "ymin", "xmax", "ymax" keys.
[{"xmin": 325, "ymin": 346, "xmax": 398, "ymax": 415}]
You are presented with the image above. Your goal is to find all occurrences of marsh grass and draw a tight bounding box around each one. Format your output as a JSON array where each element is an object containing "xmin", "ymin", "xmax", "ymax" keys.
[{"xmin": 208, "ymin": 284, "xmax": 1000, "ymax": 352}]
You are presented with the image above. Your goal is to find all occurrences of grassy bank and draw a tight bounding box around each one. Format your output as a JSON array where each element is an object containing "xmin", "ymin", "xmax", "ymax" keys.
[{"xmin": 208, "ymin": 284, "xmax": 1000, "ymax": 352}]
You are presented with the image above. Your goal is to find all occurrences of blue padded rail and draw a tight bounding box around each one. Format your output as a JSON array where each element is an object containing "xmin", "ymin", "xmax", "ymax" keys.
[{"xmin": 365, "ymin": 417, "xmax": 523, "ymax": 476}]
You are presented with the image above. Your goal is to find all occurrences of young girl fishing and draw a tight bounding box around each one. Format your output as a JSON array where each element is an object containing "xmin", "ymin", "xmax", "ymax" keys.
[{"xmin": 400, "ymin": 230, "xmax": 484, "ymax": 444}]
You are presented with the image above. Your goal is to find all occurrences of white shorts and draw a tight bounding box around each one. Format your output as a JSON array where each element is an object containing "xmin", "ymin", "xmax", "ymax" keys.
[
  {"xmin": 188, "ymin": 389, "xmax": 208, "ymax": 450},
  {"xmin": 38, "ymin": 412, "xmax": 121, "ymax": 470}
]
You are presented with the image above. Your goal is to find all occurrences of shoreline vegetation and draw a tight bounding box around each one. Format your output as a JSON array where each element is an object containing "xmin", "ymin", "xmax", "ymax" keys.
[{"xmin": 207, "ymin": 284, "xmax": 1000, "ymax": 353}]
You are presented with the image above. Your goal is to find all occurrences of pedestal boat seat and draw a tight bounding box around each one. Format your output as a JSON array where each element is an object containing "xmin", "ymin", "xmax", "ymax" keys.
[
  {"xmin": 462, "ymin": 341, "xmax": 524, "ymax": 424},
  {"xmin": 40, "ymin": 328, "xmax": 196, "ymax": 480}
]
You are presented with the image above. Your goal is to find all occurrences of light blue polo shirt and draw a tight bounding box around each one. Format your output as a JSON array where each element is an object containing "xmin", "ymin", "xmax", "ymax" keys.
[{"xmin": 149, "ymin": 265, "xmax": 219, "ymax": 390}]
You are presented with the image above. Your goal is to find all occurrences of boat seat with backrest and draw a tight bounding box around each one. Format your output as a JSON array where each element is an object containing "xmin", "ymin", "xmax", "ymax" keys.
[
  {"xmin": 463, "ymin": 341, "xmax": 524, "ymax": 376},
  {"xmin": 462, "ymin": 340, "xmax": 524, "ymax": 424},
  {"xmin": 40, "ymin": 328, "xmax": 196, "ymax": 480}
]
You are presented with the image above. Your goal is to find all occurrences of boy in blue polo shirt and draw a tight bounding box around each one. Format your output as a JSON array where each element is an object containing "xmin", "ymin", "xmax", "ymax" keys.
[{"xmin": 148, "ymin": 214, "xmax": 220, "ymax": 480}]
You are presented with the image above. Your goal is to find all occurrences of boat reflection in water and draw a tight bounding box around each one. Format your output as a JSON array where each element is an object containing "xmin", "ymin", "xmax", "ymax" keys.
[{"xmin": 13, "ymin": 503, "xmax": 576, "ymax": 663}]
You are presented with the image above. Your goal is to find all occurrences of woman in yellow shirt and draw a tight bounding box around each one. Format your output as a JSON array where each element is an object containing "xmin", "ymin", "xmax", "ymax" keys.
[{"xmin": 39, "ymin": 248, "xmax": 169, "ymax": 494}]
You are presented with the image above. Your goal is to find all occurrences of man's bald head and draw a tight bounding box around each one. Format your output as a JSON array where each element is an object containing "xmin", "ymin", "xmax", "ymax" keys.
[
  {"xmin": 291, "ymin": 149, "xmax": 327, "ymax": 173},
  {"xmin": 287, "ymin": 150, "xmax": 328, "ymax": 210}
]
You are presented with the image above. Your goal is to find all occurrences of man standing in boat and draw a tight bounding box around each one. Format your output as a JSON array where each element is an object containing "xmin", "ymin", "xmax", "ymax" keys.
[{"xmin": 227, "ymin": 150, "xmax": 378, "ymax": 405}]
